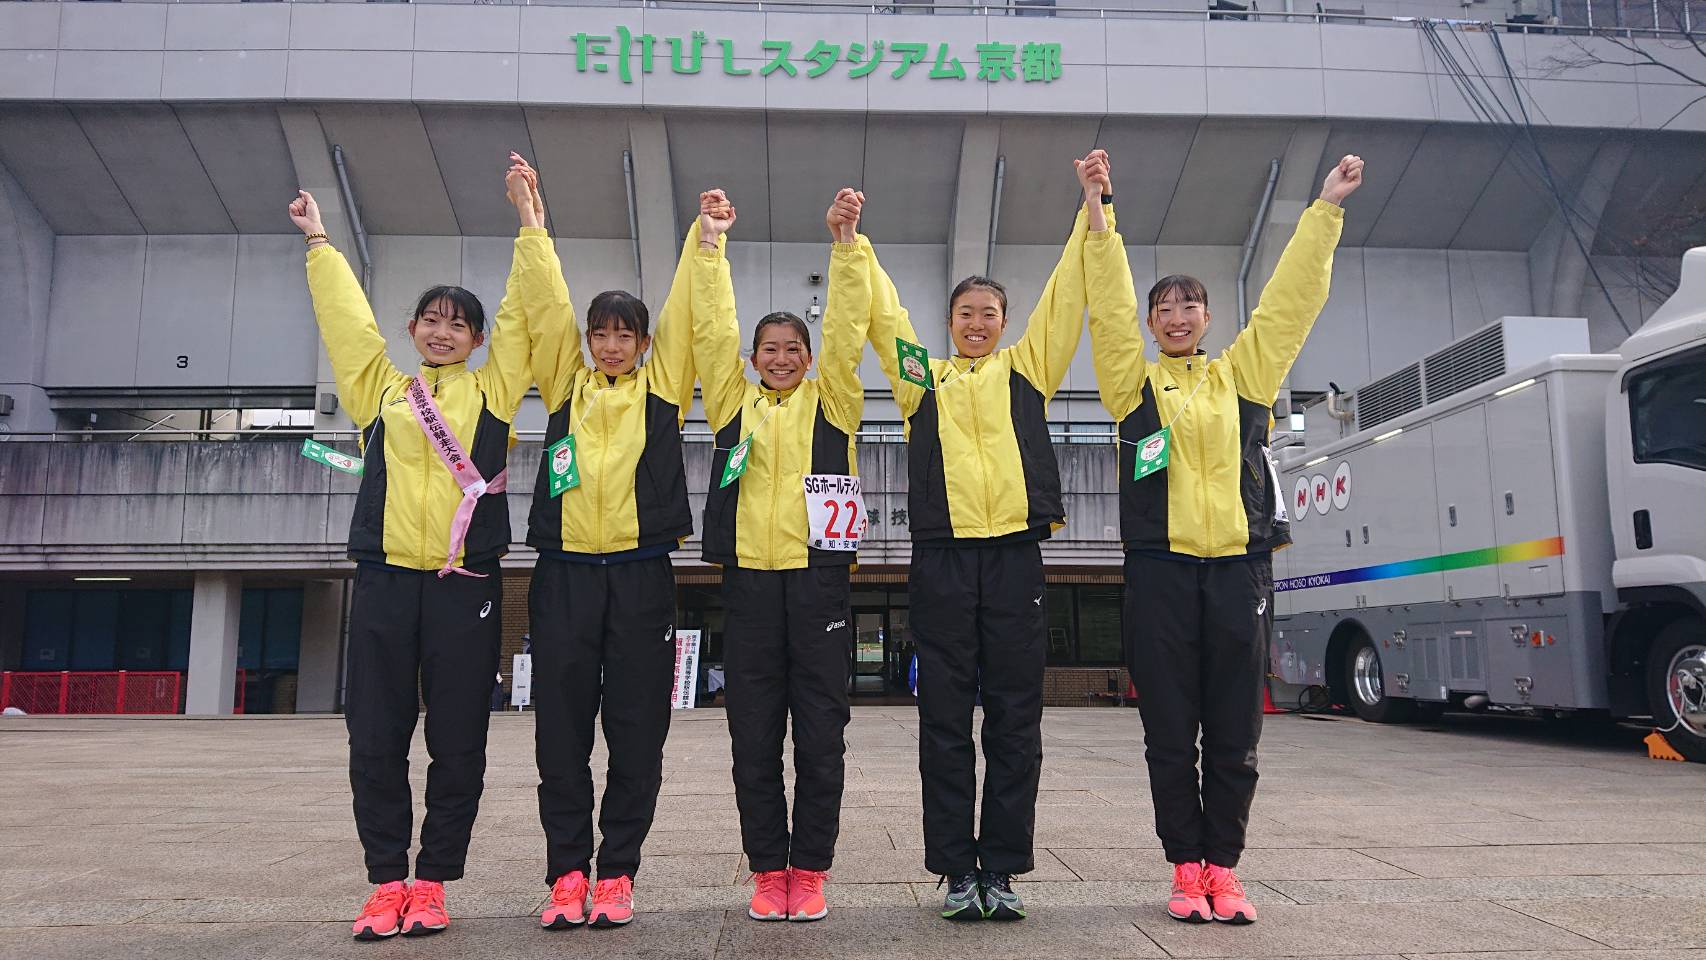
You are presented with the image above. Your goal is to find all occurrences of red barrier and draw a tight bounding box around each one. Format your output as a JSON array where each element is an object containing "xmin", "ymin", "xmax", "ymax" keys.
[{"xmin": 0, "ymin": 670, "xmax": 229, "ymax": 715}]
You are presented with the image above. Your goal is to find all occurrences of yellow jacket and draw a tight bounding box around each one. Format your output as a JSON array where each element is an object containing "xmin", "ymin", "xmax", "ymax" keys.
[
  {"xmin": 306, "ymin": 230, "xmax": 537, "ymax": 571},
  {"xmin": 1086, "ymin": 199, "xmax": 1344, "ymax": 558},
  {"xmin": 524, "ymin": 226, "xmax": 701, "ymax": 557},
  {"xmin": 863, "ymin": 205, "xmax": 1095, "ymax": 542},
  {"xmin": 691, "ymin": 239, "xmax": 872, "ymax": 570}
]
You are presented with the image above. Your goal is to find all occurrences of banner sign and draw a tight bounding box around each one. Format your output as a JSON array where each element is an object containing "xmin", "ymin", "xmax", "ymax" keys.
[
  {"xmin": 671, "ymin": 629, "xmax": 702, "ymax": 710},
  {"xmin": 571, "ymin": 28, "xmax": 1064, "ymax": 84}
]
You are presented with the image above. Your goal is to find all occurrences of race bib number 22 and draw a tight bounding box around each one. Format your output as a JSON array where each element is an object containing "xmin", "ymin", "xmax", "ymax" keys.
[{"xmin": 804, "ymin": 474, "xmax": 866, "ymax": 551}]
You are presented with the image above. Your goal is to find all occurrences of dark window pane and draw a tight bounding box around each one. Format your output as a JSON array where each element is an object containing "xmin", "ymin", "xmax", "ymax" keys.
[
  {"xmin": 264, "ymin": 589, "xmax": 303, "ymax": 671},
  {"xmin": 1045, "ymin": 585, "xmax": 1074, "ymax": 665},
  {"xmin": 238, "ymin": 589, "xmax": 267, "ymax": 671},
  {"xmin": 22, "ymin": 591, "xmax": 75, "ymax": 670},
  {"xmin": 1629, "ymin": 349, "xmax": 1706, "ymax": 473},
  {"xmin": 119, "ymin": 592, "xmax": 171, "ymax": 670},
  {"xmin": 1077, "ymin": 586, "xmax": 1123, "ymax": 665},
  {"xmin": 70, "ymin": 592, "xmax": 121, "ymax": 670}
]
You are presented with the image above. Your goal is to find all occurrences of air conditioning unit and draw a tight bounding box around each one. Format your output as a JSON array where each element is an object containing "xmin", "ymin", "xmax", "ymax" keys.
[{"xmin": 1352, "ymin": 315, "xmax": 1591, "ymax": 432}]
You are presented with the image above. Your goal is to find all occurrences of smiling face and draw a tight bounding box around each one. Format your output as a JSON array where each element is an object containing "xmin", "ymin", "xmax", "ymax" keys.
[
  {"xmin": 749, "ymin": 314, "xmax": 813, "ymax": 391},
  {"xmin": 948, "ymin": 278, "xmax": 1008, "ymax": 359},
  {"xmin": 1145, "ymin": 275, "xmax": 1210, "ymax": 358},
  {"xmin": 586, "ymin": 290, "xmax": 652, "ymax": 377},
  {"xmin": 408, "ymin": 290, "xmax": 485, "ymax": 366}
]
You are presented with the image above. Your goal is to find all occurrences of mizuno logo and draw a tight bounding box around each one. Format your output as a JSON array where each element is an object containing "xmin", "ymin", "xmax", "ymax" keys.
[
  {"xmin": 826, "ymin": 619, "xmax": 847, "ymax": 632},
  {"xmin": 479, "ymin": 601, "xmax": 492, "ymax": 619},
  {"xmin": 1033, "ymin": 594, "xmax": 1043, "ymax": 606}
]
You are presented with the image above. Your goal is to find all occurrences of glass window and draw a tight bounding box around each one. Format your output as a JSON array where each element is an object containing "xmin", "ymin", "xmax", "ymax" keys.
[
  {"xmin": 1045, "ymin": 585, "xmax": 1075, "ymax": 665},
  {"xmin": 1076, "ymin": 586, "xmax": 1124, "ymax": 665},
  {"xmin": 1629, "ymin": 347, "xmax": 1706, "ymax": 473},
  {"xmin": 263, "ymin": 590, "xmax": 303, "ymax": 671},
  {"xmin": 119, "ymin": 592, "xmax": 172, "ymax": 670},
  {"xmin": 69, "ymin": 593, "xmax": 120, "ymax": 670},
  {"xmin": 22, "ymin": 591, "xmax": 74, "ymax": 671}
]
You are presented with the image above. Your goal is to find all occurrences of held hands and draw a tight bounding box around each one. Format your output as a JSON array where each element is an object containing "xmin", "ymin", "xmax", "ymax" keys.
[
  {"xmin": 1074, "ymin": 149, "xmax": 1112, "ymax": 201},
  {"xmin": 288, "ymin": 190, "xmax": 325, "ymax": 239},
  {"xmin": 1320, "ymin": 154, "xmax": 1364, "ymax": 206},
  {"xmin": 825, "ymin": 187, "xmax": 863, "ymax": 244},
  {"xmin": 699, "ymin": 189, "xmax": 736, "ymax": 246},
  {"xmin": 506, "ymin": 152, "xmax": 545, "ymax": 229}
]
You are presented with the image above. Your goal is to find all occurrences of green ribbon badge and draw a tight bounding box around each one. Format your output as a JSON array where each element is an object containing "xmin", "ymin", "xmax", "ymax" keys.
[
  {"xmin": 547, "ymin": 434, "xmax": 581, "ymax": 497},
  {"xmin": 300, "ymin": 439, "xmax": 363, "ymax": 477},
  {"xmin": 719, "ymin": 435, "xmax": 753, "ymax": 489},
  {"xmin": 896, "ymin": 338, "xmax": 933, "ymax": 389},
  {"xmin": 1133, "ymin": 426, "xmax": 1171, "ymax": 480}
]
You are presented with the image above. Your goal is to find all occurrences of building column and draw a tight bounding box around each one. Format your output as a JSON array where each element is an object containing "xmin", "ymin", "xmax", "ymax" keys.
[
  {"xmin": 1544, "ymin": 139, "xmax": 1632, "ymax": 318},
  {"xmin": 0, "ymin": 163, "xmax": 56, "ymax": 435},
  {"xmin": 947, "ymin": 118, "xmax": 1002, "ymax": 285},
  {"xmin": 279, "ymin": 105, "xmax": 362, "ymax": 433},
  {"xmin": 628, "ymin": 116, "xmax": 679, "ymax": 309},
  {"xmin": 185, "ymin": 572, "xmax": 243, "ymax": 716},
  {"xmin": 295, "ymin": 579, "xmax": 346, "ymax": 713}
]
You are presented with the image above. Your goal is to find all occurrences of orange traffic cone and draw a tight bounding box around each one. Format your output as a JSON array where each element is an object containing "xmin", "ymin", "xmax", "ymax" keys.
[{"xmin": 1262, "ymin": 679, "xmax": 1286, "ymax": 715}]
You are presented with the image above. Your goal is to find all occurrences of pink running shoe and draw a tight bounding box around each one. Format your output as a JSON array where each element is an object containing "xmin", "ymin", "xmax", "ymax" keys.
[
  {"xmin": 351, "ymin": 880, "xmax": 408, "ymax": 941},
  {"xmin": 748, "ymin": 870, "xmax": 790, "ymax": 921},
  {"xmin": 1167, "ymin": 862, "xmax": 1211, "ymax": 923},
  {"xmin": 541, "ymin": 870, "xmax": 589, "ymax": 929},
  {"xmin": 1204, "ymin": 864, "xmax": 1256, "ymax": 924},
  {"xmin": 786, "ymin": 868, "xmax": 830, "ymax": 922},
  {"xmin": 588, "ymin": 875, "xmax": 635, "ymax": 928},
  {"xmin": 400, "ymin": 879, "xmax": 449, "ymax": 937}
]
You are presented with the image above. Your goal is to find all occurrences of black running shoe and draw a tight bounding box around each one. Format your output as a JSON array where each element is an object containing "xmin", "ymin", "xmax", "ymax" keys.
[
  {"xmin": 978, "ymin": 871, "xmax": 1025, "ymax": 920},
  {"xmin": 939, "ymin": 873, "xmax": 983, "ymax": 921}
]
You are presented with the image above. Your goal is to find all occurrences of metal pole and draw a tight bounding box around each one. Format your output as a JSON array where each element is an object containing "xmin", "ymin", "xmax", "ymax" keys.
[
  {"xmin": 1236, "ymin": 158, "xmax": 1282, "ymax": 330},
  {"xmin": 331, "ymin": 145, "xmax": 374, "ymax": 296},
  {"xmin": 623, "ymin": 150, "xmax": 643, "ymax": 295},
  {"xmin": 986, "ymin": 154, "xmax": 1006, "ymax": 277}
]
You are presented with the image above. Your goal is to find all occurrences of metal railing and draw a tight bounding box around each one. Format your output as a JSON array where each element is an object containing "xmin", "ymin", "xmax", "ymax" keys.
[{"xmin": 15, "ymin": 0, "xmax": 1702, "ymax": 38}]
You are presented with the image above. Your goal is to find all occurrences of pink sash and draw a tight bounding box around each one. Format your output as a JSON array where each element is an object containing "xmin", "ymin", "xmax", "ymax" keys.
[{"xmin": 405, "ymin": 374, "xmax": 508, "ymax": 578}]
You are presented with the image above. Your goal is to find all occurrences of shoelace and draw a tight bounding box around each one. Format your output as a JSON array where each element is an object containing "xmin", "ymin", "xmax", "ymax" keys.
[
  {"xmin": 361, "ymin": 884, "xmax": 407, "ymax": 917},
  {"xmin": 1173, "ymin": 865, "xmax": 1204, "ymax": 895},
  {"xmin": 552, "ymin": 875, "xmax": 587, "ymax": 904},
  {"xmin": 594, "ymin": 877, "xmax": 633, "ymax": 906},
  {"xmin": 751, "ymin": 871, "xmax": 790, "ymax": 902},
  {"xmin": 1206, "ymin": 869, "xmax": 1245, "ymax": 898},
  {"xmin": 409, "ymin": 882, "xmax": 445, "ymax": 916},
  {"xmin": 791, "ymin": 870, "xmax": 828, "ymax": 895}
]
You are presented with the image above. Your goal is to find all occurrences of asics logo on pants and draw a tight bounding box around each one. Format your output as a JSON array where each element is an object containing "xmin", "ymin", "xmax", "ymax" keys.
[
  {"xmin": 479, "ymin": 600, "xmax": 493, "ymax": 619},
  {"xmin": 825, "ymin": 619, "xmax": 847, "ymax": 633}
]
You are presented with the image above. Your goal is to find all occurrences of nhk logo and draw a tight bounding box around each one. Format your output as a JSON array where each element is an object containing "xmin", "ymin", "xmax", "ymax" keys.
[{"xmin": 1293, "ymin": 460, "xmax": 1351, "ymax": 520}]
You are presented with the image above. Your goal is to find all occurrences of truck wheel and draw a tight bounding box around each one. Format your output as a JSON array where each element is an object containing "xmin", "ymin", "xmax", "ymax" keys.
[
  {"xmin": 1344, "ymin": 633, "xmax": 1414, "ymax": 724},
  {"xmin": 1646, "ymin": 618, "xmax": 1706, "ymax": 763}
]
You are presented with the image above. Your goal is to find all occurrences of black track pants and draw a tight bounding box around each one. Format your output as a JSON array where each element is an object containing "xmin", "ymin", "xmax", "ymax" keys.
[
  {"xmin": 1123, "ymin": 551, "xmax": 1272, "ymax": 868},
  {"xmin": 722, "ymin": 565, "xmax": 853, "ymax": 873},
  {"xmin": 911, "ymin": 540, "xmax": 1047, "ymax": 876},
  {"xmin": 530, "ymin": 554, "xmax": 677, "ymax": 883},
  {"xmin": 345, "ymin": 561, "xmax": 503, "ymax": 885}
]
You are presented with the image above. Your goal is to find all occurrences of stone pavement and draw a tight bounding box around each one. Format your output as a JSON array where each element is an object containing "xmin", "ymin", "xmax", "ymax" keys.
[{"xmin": 2, "ymin": 706, "xmax": 1703, "ymax": 960}]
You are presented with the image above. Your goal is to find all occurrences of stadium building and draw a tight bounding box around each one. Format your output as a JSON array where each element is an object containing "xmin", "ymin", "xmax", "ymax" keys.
[{"xmin": 0, "ymin": 0, "xmax": 1699, "ymax": 713}]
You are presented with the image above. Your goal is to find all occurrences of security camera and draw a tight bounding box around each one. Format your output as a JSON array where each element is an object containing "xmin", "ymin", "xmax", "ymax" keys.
[{"xmin": 808, "ymin": 272, "xmax": 823, "ymax": 286}]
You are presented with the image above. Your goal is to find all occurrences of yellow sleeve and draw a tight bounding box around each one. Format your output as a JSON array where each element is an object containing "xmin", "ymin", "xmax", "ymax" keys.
[
  {"xmin": 817, "ymin": 239, "xmax": 872, "ymax": 435},
  {"xmin": 306, "ymin": 244, "xmax": 402, "ymax": 430},
  {"xmin": 1008, "ymin": 203, "xmax": 1090, "ymax": 401},
  {"xmin": 646, "ymin": 225, "xmax": 701, "ymax": 421},
  {"xmin": 861, "ymin": 236, "xmax": 926, "ymax": 420},
  {"xmin": 473, "ymin": 228, "xmax": 539, "ymax": 423},
  {"xmin": 520, "ymin": 229, "xmax": 584, "ymax": 412},
  {"xmin": 1084, "ymin": 203, "xmax": 1150, "ymax": 422},
  {"xmin": 1223, "ymin": 199, "xmax": 1345, "ymax": 406},
  {"xmin": 688, "ymin": 236, "xmax": 745, "ymax": 432}
]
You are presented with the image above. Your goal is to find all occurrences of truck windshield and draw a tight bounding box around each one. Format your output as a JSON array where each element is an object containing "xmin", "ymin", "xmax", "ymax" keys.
[{"xmin": 1629, "ymin": 346, "xmax": 1706, "ymax": 472}]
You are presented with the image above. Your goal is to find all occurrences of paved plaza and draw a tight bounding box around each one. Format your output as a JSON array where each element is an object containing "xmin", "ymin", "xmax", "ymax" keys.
[{"xmin": 1, "ymin": 706, "xmax": 1703, "ymax": 960}]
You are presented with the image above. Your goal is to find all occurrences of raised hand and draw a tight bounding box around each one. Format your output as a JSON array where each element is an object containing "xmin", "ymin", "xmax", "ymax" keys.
[
  {"xmin": 289, "ymin": 190, "xmax": 324, "ymax": 236},
  {"xmin": 699, "ymin": 189, "xmax": 736, "ymax": 244},
  {"xmin": 826, "ymin": 187, "xmax": 863, "ymax": 244},
  {"xmin": 1320, "ymin": 154, "xmax": 1364, "ymax": 206},
  {"xmin": 507, "ymin": 152, "xmax": 544, "ymax": 227},
  {"xmin": 1074, "ymin": 149, "xmax": 1111, "ymax": 200}
]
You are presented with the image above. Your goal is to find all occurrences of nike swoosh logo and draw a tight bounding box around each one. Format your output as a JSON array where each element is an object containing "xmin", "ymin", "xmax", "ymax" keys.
[{"xmin": 1164, "ymin": 385, "xmax": 1179, "ymax": 391}]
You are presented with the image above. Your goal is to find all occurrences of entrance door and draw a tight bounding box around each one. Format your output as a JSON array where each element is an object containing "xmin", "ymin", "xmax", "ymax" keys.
[{"xmin": 851, "ymin": 610, "xmax": 888, "ymax": 695}]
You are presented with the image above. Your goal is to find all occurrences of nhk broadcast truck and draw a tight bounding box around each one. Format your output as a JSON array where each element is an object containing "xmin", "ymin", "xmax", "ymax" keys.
[{"xmin": 1272, "ymin": 248, "xmax": 1706, "ymax": 762}]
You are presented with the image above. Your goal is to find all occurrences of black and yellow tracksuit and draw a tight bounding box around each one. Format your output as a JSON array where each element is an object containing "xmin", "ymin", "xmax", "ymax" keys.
[
  {"xmin": 861, "ymin": 205, "xmax": 1095, "ymax": 877},
  {"xmin": 306, "ymin": 230, "xmax": 539, "ymax": 885},
  {"xmin": 1086, "ymin": 199, "xmax": 1343, "ymax": 868},
  {"xmin": 524, "ymin": 226, "xmax": 700, "ymax": 885},
  {"xmin": 690, "ymin": 237, "xmax": 871, "ymax": 874}
]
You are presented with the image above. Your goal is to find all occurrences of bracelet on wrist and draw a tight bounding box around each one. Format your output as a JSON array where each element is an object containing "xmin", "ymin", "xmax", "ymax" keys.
[{"xmin": 304, "ymin": 232, "xmax": 328, "ymax": 245}]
